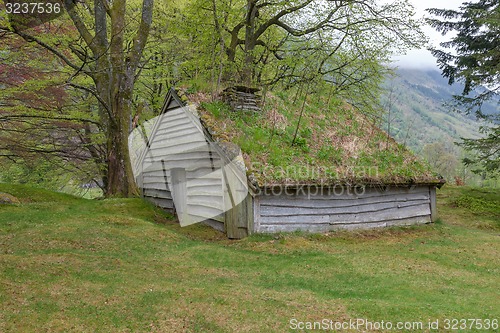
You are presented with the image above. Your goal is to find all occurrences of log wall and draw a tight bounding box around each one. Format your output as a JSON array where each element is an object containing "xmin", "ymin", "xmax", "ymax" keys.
[{"xmin": 253, "ymin": 185, "xmax": 434, "ymax": 233}]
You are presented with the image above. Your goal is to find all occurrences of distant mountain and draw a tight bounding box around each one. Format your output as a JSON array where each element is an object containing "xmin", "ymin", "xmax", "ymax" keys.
[{"xmin": 381, "ymin": 68, "xmax": 489, "ymax": 154}]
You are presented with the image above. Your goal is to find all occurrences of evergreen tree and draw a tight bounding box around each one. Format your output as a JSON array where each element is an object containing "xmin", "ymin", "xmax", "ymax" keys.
[{"xmin": 427, "ymin": 0, "xmax": 499, "ymax": 175}]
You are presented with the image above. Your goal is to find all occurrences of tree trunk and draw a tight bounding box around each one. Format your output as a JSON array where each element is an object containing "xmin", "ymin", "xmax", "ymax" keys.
[
  {"xmin": 243, "ymin": 0, "xmax": 258, "ymax": 86},
  {"xmin": 105, "ymin": 83, "xmax": 139, "ymax": 196},
  {"xmin": 100, "ymin": 0, "xmax": 152, "ymax": 197}
]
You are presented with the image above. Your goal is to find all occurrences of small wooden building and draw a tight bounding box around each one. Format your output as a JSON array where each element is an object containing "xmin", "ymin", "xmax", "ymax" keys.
[
  {"xmin": 129, "ymin": 89, "xmax": 248, "ymax": 237},
  {"xmin": 129, "ymin": 89, "xmax": 443, "ymax": 238}
]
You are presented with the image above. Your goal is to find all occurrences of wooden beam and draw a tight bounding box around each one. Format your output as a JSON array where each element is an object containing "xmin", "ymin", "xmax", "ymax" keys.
[{"xmin": 429, "ymin": 186, "xmax": 437, "ymax": 222}]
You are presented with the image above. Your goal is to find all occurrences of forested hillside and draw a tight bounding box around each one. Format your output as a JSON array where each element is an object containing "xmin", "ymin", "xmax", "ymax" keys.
[
  {"xmin": 381, "ymin": 68, "xmax": 498, "ymax": 185},
  {"xmin": 383, "ymin": 68, "xmax": 483, "ymax": 153}
]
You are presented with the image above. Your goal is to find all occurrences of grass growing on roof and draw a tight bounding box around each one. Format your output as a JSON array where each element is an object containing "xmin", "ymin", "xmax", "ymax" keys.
[
  {"xmin": 0, "ymin": 183, "xmax": 499, "ymax": 332},
  {"xmin": 199, "ymin": 89, "xmax": 436, "ymax": 186}
]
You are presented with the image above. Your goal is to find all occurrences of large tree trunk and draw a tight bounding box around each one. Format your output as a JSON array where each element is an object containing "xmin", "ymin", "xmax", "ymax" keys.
[
  {"xmin": 105, "ymin": 85, "xmax": 138, "ymax": 196},
  {"xmin": 90, "ymin": 0, "xmax": 153, "ymax": 197}
]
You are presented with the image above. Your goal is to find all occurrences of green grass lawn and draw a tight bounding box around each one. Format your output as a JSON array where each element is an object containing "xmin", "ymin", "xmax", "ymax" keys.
[{"xmin": 0, "ymin": 184, "xmax": 498, "ymax": 332}]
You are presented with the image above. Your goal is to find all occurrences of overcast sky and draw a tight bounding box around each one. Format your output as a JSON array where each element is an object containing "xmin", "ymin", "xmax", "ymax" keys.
[{"xmin": 393, "ymin": 0, "xmax": 464, "ymax": 70}]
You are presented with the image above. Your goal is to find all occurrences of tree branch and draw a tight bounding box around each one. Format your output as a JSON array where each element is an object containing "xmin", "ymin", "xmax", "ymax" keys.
[
  {"xmin": 10, "ymin": 29, "xmax": 84, "ymax": 73},
  {"xmin": 65, "ymin": 82, "xmax": 114, "ymax": 122},
  {"xmin": 128, "ymin": 0, "xmax": 154, "ymax": 75},
  {"xmin": 63, "ymin": 0, "xmax": 97, "ymax": 54}
]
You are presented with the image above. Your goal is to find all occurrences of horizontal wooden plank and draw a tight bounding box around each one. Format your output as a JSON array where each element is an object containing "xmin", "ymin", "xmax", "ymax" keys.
[
  {"xmin": 155, "ymin": 127, "xmax": 200, "ymax": 139},
  {"xmin": 259, "ymin": 186, "xmax": 430, "ymax": 201},
  {"xmin": 166, "ymin": 149, "xmax": 221, "ymax": 159},
  {"xmin": 257, "ymin": 216, "xmax": 431, "ymax": 233},
  {"xmin": 162, "ymin": 110, "xmax": 188, "ymax": 122},
  {"xmin": 143, "ymin": 151, "xmax": 224, "ymax": 168},
  {"xmin": 260, "ymin": 193, "xmax": 429, "ymax": 209},
  {"xmin": 144, "ymin": 197, "xmax": 174, "ymax": 210},
  {"xmin": 186, "ymin": 199, "xmax": 224, "ymax": 211},
  {"xmin": 141, "ymin": 161, "xmax": 224, "ymax": 175},
  {"xmin": 164, "ymin": 106, "xmax": 184, "ymax": 116},
  {"xmin": 142, "ymin": 174, "xmax": 169, "ymax": 181},
  {"xmin": 166, "ymin": 128, "xmax": 203, "ymax": 142},
  {"xmin": 186, "ymin": 167, "xmax": 224, "ymax": 179},
  {"xmin": 149, "ymin": 138, "xmax": 208, "ymax": 153},
  {"xmin": 146, "ymin": 142, "xmax": 219, "ymax": 157},
  {"xmin": 334, "ymin": 216, "xmax": 431, "ymax": 229},
  {"xmin": 260, "ymin": 199, "xmax": 429, "ymax": 216},
  {"xmin": 184, "ymin": 178, "xmax": 223, "ymax": 187},
  {"xmin": 202, "ymin": 219, "xmax": 225, "ymax": 232},
  {"xmin": 144, "ymin": 163, "xmax": 222, "ymax": 180},
  {"xmin": 329, "ymin": 204, "xmax": 430, "ymax": 223},
  {"xmin": 140, "ymin": 172, "xmax": 166, "ymax": 180},
  {"xmin": 162, "ymin": 154, "xmax": 222, "ymax": 163},
  {"xmin": 260, "ymin": 215, "xmax": 329, "ymax": 224},
  {"xmin": 142, "ymin": 185, "xmax": 172, "ymax": 193},
  {"xmin": 160, "ymin": 159, "xmax": 223, "ymax": 170},
  {"xmin": 259, "ymin": 203, "xmax": 431, "ymax": 225},
  {"xmin": 187, "ymin": 191, "xmax": 224, "ymax": 199},
  {"xmin": 141, "ymin": 182, "xmax": 169, "ymax": 190},
  {"xmin": 153, "ymin": 123, "xmax": 195, "ymax": 137},
  {"xmin": 143, "ymin": 188, "xmax": 172, "ymax": 199},
  {"xmin": 141, "ymin": 176, "xmax": 223, "ymax": 190},
  {"xmin": 185, "ymin": 204, "xmax": 224, "ymax": 218},
  {"xmin": 161, "ymin": 117, "xmax": 192, "ymax": 129}
]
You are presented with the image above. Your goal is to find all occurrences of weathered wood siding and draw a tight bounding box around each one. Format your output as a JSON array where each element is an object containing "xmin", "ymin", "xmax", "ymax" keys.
[
  {"xmin": 130, "ymin": 90, "xmax": 248, "ymax": 237},
  {"xmin": 253, "ymin": 185, "xmax": 433, "ymax": 233},
  {"xmin": 140, "ymin": 104, "xmax": 226, "ymax": 225}
]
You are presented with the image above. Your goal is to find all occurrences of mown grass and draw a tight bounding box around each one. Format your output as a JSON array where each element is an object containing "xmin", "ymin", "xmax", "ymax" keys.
[{"xmin": 0, "ymin": 183, "xmax": 499, "ymax": 332}]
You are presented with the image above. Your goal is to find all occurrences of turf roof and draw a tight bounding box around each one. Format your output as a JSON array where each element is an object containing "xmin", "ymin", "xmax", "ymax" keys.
[{"xmin": 190, "ymin": 90, "xmax": 443, "ymax": 188}]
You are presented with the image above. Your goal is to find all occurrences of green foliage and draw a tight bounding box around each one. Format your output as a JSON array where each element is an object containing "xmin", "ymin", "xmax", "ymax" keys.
[
  {"xmin": 200, "ymin": 101, "xmax": 230, "ymax": 119},
  {"xmin": 455, "ymin": 195, "xmax": 498, "ymax": 214},
  {"xmin": 184, "ymin": 0, "xmax": 426, "ymax": 91},
  {"xmin": 461, "ymin": 126, "xmax": 500, "ymax": 176},
  {"xmin": 299, "ymin": 127, "xmax": 312, "ymax": 139},
  {"xmin": 318, "ymin": 145, "xmax": 342, "ymax": 164},
  {"xmin": 438, "ymin": 186, "xmax": 500, "ymax": 229},
  {"xmin": 0, "ymin": 160, "xmax": 103, "ymax": 198},
  {"xmin": 381, "ymin": 69, "xmax": 497, "ymax": 186}
]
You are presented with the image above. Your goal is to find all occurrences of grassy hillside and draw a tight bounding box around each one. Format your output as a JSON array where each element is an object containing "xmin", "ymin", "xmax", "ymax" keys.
[
  {"xmin": 1, "ymin": 183, "xmax": 498, "ymax": 332},
  {"xmin": 198, "ymin": 90, "xmax": 439, "ymax": 186}
]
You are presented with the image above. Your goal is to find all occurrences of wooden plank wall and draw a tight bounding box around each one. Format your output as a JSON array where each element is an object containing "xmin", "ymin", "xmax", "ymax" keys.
[
  {"xmin": 140, "ymin": 105, "xmax": 225, "ymax": 223},
  {"xmin": 254, "ymin": 185, "xmax": 432, "ymax": 233}
]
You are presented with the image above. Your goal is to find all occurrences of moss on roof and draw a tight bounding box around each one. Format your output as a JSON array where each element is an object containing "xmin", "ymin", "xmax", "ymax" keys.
[{"xmin": 194, "ymin": 90, "xmax": 443, "ymax": 188}]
